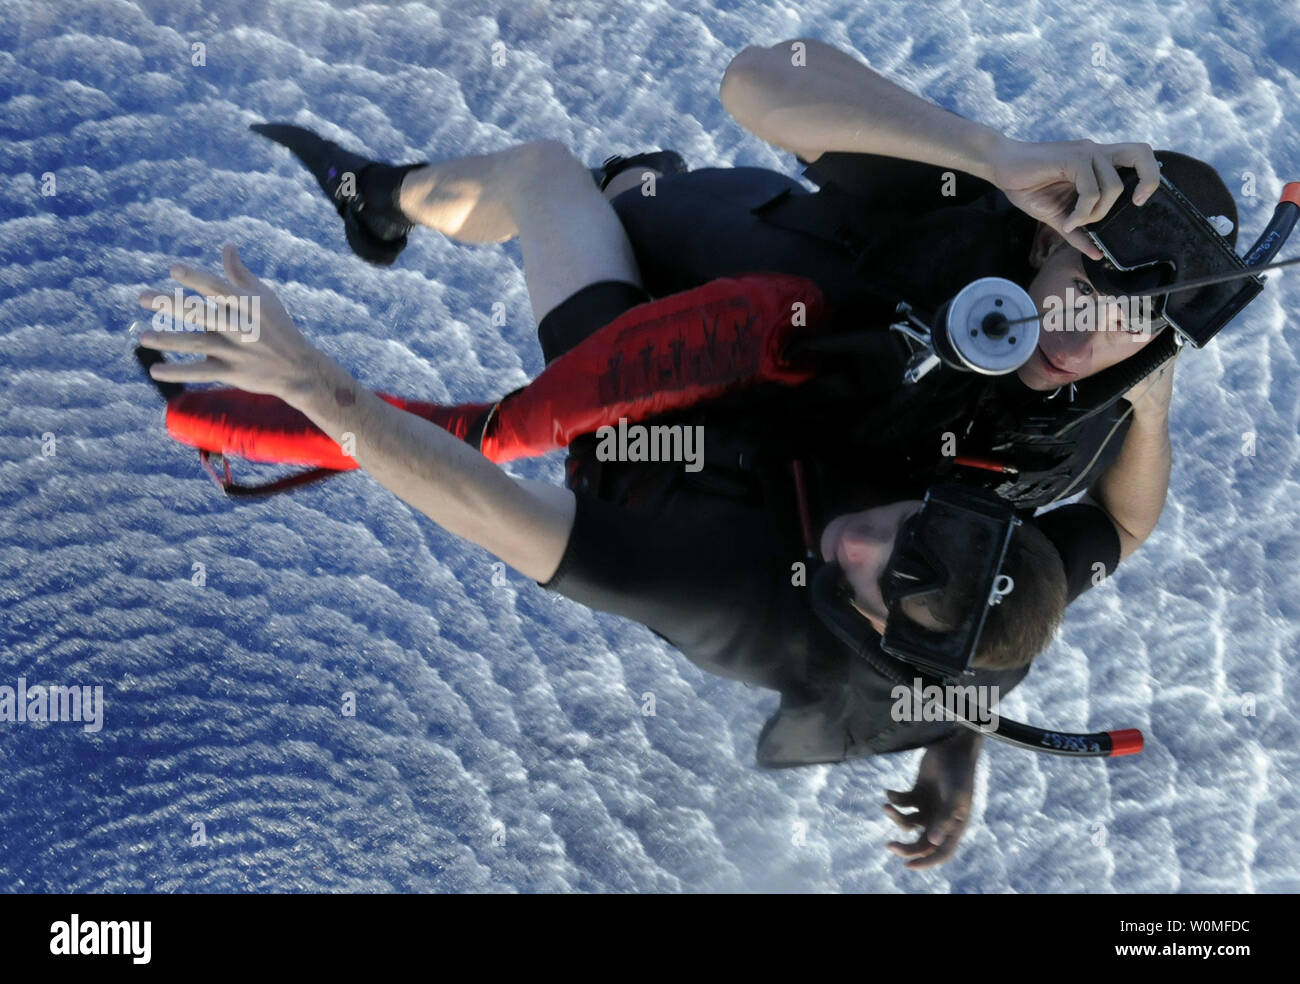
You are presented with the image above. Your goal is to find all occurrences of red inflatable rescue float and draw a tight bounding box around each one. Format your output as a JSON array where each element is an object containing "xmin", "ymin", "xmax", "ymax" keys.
[{"xmin": 148, "ymin": 273, "xmax": 826, "ymax": 493}]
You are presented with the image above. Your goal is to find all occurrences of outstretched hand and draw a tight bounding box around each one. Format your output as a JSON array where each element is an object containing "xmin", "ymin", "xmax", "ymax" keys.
[
  {"xmin": 135, "ymin": 243, "xmax": 322, "ymax": 400},
  {"xmin": 989, "ymin": 138, "xmax": 1161, "ymax": 259},
  {"xmin": 883, "ymin": 729, "xmax": 983, "ymax": 869}
]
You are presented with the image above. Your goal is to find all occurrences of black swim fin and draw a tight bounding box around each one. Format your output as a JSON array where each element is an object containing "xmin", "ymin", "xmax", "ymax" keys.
[{"xmin": 250, "ymin": 122, "xmax": 426, "ymax": 266}]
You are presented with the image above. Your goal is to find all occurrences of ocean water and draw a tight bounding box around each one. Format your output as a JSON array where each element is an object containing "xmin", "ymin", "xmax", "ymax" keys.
[{"xmin": 1, "ymin": 0, "xmax": 1297, "ymax": 893}]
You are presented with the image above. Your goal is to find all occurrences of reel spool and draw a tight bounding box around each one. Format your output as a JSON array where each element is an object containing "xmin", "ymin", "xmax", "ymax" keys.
[{"xmin": 894, "ymin": 278, "xmax": 1040, "ymax": 383}]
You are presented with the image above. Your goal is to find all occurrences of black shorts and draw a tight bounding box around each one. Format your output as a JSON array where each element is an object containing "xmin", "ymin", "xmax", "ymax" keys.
[{"xmin": 536, "ymin": 279, "xmax": 651, "ymax": 364}]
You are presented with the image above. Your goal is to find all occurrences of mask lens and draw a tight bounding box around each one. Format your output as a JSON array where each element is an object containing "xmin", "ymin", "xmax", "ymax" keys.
[
  {"xmin": 880, "ymin": 514, "xmax": 945, "ymax": 606},
  {"xmin": 1085, "ymin": 174, "xmax": 1263, "ymax": 346},
  {"xmin": 879, "ymin": 485, "xmax": 1018, "ymax": 678}
]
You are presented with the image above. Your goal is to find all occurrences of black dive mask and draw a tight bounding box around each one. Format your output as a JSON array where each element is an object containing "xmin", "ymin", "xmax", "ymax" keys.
[
  {"xmin": 878, "ymin": 483, "xmax": 1020, "ymax": 679},
  {"xmin": 1082, "ymin": 170, "xmax": 1263, "ymax": 348},
  {"xmin": 811, "ymin": 484, "xmax": 1019, "ymax": 682},
  {"xmin": 807, "ymin": 485, "xmax": 1146, "ymax": 758}
]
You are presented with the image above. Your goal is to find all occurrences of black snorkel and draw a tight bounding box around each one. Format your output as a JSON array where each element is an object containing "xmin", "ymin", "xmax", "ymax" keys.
[{"xmin": 810, "ymin": 484, "xmax": 1144, "ymax": 758}]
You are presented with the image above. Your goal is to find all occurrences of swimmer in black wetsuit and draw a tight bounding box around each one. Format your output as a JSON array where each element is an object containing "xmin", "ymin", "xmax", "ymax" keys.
[{"xmin": 139, "ymin": 43, "xmax": 1187, "ymax": 867}]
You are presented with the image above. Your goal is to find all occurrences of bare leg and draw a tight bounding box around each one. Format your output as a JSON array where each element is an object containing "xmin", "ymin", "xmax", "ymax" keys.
[
  {"xmin": 397, "ymin": 142, "xmax": 538, "ymax": 243},
  {"xmin": 396, "ymin": 139, "xmax": 643, "ymax": 324}
]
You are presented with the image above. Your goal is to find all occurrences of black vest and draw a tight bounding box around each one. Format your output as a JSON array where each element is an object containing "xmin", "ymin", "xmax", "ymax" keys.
[
  {"xmin": 594, "ymin": 158, "xmax": 1071, "ymax": 765},
  {"xmin": 608, "ymin": 154, "xmax": 1135, "ymax": 514}
]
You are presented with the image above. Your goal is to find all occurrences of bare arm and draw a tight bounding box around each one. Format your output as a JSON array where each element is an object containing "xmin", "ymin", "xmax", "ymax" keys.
[
  {"xmin": 289, "ymin": 353, "xmax": 575, "ymax": 582},
  {"xmin": 1086, "ymin": 356, "xmax": 1176, "ymax": 562},
  {"xmin": 720, "ymin": 37, "xmax": 1003, "ymax": 178},
  {"xmin": 719, "ymin": 37, "xmax": 1162, "ymax": 255},
  {"xmin": 138, "ymin": 245, "xmax": 576, "ymax": 584}
]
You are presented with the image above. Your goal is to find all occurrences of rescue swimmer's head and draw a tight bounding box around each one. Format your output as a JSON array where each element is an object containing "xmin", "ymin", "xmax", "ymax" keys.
[
  {"xmin": 1021, "ymin": 227, "xmax": 1165, "ymax": 390},
  {"xmin": 820, "ymin": 501, "xmax": 1067, "ymax": 670},
  {"xmin": 1021, "ymin": 149, "xmax": 1238, "ymax": 391}
]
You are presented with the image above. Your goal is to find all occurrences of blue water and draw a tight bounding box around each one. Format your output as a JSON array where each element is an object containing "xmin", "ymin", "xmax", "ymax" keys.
[{"xmin": 2, "ymin": 0, "xmax": 1298, "ymax": 892}]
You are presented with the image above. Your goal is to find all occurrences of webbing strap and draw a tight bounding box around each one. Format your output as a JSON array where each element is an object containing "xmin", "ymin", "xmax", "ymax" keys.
[{"xmin": 199, "ymin": 450, "xmax": 341, "ymax": 498}]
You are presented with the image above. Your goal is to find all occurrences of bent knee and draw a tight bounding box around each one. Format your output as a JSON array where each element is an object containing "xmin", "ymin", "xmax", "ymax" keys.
[
  {"xmin": 511, "ymin": 139, "xmax": 587, "ymax": 190},
  {"xmin": 520, "ymin": 138, "xmax": 581, "ymax": 170}
]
